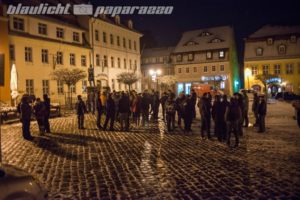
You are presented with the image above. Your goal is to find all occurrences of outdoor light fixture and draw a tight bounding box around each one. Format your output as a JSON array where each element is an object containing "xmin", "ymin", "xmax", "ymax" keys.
[
  {"xmin": 245, "ymin": 68, "xmax": 251, "ymax": 89},
  {"xmin": 149, "ymin": 69, "xmax": 162, "ymax": 90}
]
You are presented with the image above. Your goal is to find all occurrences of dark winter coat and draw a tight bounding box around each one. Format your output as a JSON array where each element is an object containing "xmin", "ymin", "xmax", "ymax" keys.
[
  {"xmin": 212, "ymin": 100, "xmax": 223, "ymax": 121},
  {"xmin": 18, "ymin": 102, "xmax": 32, "ymax": 121},
  {"xmin": 201, "ymin": 98, "xmax": 211, "ymax": 117},
  {"xmin": 75, "ymin": 100, "xmax": 87, "ymax": 115},
  {"xmin": 225, "ymin": 101, "xmax": 242, "ymax": 122},
  {"xmin": 141, "ymin": 95, "xmax": 150, "ymax": 111},
  {"xmin": 258, "ymin": 100, "xmax": 267, "ymax": 115},
  {"xmin": 34, "ymin": 102, "xmax": 46, "ymax": 120},
  {"xmin": 106, "ymin": 97, "xmax": 116, "ymax": 116},
  {"xmin": 119, "ymin": 95, "xmax": 130, "ymax": 113}
]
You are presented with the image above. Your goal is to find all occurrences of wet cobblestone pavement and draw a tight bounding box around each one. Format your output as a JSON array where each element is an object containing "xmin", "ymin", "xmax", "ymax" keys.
[{"xmin": 1, "ymin": 102, "xmax": 300, "ymax": 199}]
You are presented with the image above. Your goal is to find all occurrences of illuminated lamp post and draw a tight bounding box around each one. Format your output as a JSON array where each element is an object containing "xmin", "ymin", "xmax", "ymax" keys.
[
  {"xmin": 245, "ymin": 68, "xmax": 251, "ymax": 90},
  {"xmin": 149, "ymin": 69, "xmax": 162, "ymax": 91}
]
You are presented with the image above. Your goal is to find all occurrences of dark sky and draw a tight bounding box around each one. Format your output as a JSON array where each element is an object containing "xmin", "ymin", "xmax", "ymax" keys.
[{"xmin": 92, "ymin": 0, "xmax": 300, "ymax": 61}]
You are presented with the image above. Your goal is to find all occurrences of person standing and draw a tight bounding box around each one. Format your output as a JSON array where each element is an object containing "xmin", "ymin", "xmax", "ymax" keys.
[
  {"xmin": 17, "ymin": 95, "xmax": 33, "ymax": 140},
  {"xmin": 43, "ymin": 94, "xmax": 51, "ymax": 133},
  {"xmin": 234, "ymin": 93, "xmax": 244, "ymax": 136},
  {"xmin": 160, "ymin": 92, "xmax": 168, "ymax": 121},
  {"xmin": 95, "ymin": 91, "xmax": 103, "ymax": 130},
  {"xmin": 75, "ymin": 95, "xmax": 87, "ymax": 129},
  {"xmin": 103, "ymin": 93, "xmax": 116, "ymax": 131},
  {"xmin": 176, "ymin": 92, "xmax": 185, "ymax": 129},
  {"xmin": 141, "ymin": 92, "xmax": 150, "ymax": 127},
  {"xmin": 220, "ymin": 95, "xmax": 230, "ymax": 141},
  {"xmin": 165, "ymin": 93, "xmax": 176, "ymax": 132},
  {"xmin": 33, "ymin": 98, "xmax": 46, "ymax": 134},
  {"xmin": 225, "ymin": 97, "xmax": 241, "ymax": 148},
  {"xmin": 119, "ymin": 92, "xmax": 131, "ymax": 131},
  {"xmin": 292, "ymin": 100, "xmax": 300, "ymax": 127},
  {"xmin": 252, "ymin": 92, "xmax": 260, "ymax": 127},
  {"xmin": 191, "ymin": 89, "xmax": 197, "ymax": 119},
  {"xmin": 183, "ymin": 95, "xmax": 193, "ymax": 132},
  {"xmin": 152, "ymin": 91, "xmax": 160, "ymax": 120},
  {"xmin": 242, "ymin": 90, "xmax": 249, "ymax": 127},
  {"xmin": 200, "ymin": 93, "xmax": 212, "ymax": 139},
  {"xmin": 132, "ymin": 93, "xmax": 142, "ymax": 127},
  {"xmin": 212, "ymin": 95, "xmax": 223, "ymax": 141},
  {"xmin": 258, "ymin": 95, "xmax": 267, "ymax": 133}
]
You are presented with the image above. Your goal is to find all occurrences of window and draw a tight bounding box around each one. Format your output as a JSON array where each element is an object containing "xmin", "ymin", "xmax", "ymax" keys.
[
  {"xmin": 41, "ymin": 49, "xmax": 48, "ymax": 63},
  {"xmin": 286, "ymin": 63, "xmax": 294, "ymax": 74},
  {"xmin": 70, "ymin": 53, "xmax": 75, "ymax": 65},
  {"xmin": 128, "ymin": 40, "xmax": 132, "ymax": 49},
  {"xmin": 111, "ymin": 79, "xmax": 115, "ymax": 90},
  {"xmin": 134, "ymin": 41, "xmax": 137, "ymax": 50},
  {"xmin": 211, "ymin": 38, "xmax": 222, "ymax": 43},
  {"xmin": 206, "ymin": 51, "xmax": 212, "ymax": 59},
  {"xmin": 25, "ymin": 47, "xmax": 32, "ymax": 62},
  {"xmin": 200, "ymin": 31, "xmax": 211, "ymax": 36},
  {"xmin": 188, "ymin": 53, "xmax": 194, "ymax": 61},
  {"xmin": 186, "ymin": 67, "xmax": 189, "ymax": 73},
  {"xmin": 274, "ymin": 64, "xmax": 281, "ymax": 75},
  {"xmin": 156, "ymin": 57, "xmax": 160, "ymax": 63},
  {"xmin": 111, "ymin": 57, "xmax": 114, "ymax": 68},
  {"xmin": 117, "ymin": 58, "xmax": 121, "ymax": 68},
  {"xmin": 70, "ymin": 84, "xmax": 76, "ymax": 93},
  {"xmin": 26, "ymin": 79, "xmax": 34, "ymax": 95},
  {"xmin": 220, "ymin": 65, "xmax": 225, "ymax": 71},
  {"xmin": 38, "ymin": 23, "xmax": 47, "ymax": 35},
  {"xmin": 56, "ymin": 28, "xmax": 64, "ymax": 38},
  {"xmin": 42, "ymin": 80, "xmax": 49, "ymax": 95},
  {"xmin": 117, "ymin": 36, "xmax": 120, "ymax": 46},
  {"xmin": 290, "ymin": 35, "xmax": 297, "ymax": 43},
  {"xmin": 193, "ymin": 67, "xmax": 197, "ymax": 73},
  {"xmin": 104, "ymin": 56, "xmax": 108, "ymax": 67},
  {"xmin": 278, "ymin": 44, "xmax": 286, "ymax": 54},
  {"xmin": 212, "ymin": 65, "xmax": 216, "ymax": 72},
  {"xmin": 95, "ymin": 30, "xmax": 99, "ymax": 41},
  {"xmin": 251, "ymin": 65, "xmax": 258, "ymax": 75},
  {"xmin": 262, "ymin": 65, "xmax": 269, "ymax": 75},
  {"xmin": 267, "ymin": 38, "xmax": 273, "ymax": 45},
  {"xmin": 13, "ymin": 17, "xmax": 24, "ymax": 31},
  {"xmin": 9, "ymin": 45, "xmax": 15, "ymax": 61},
  {"xmin": 124, "ymin": 59, "xmax": 127, "ymax": 69},
  {"xmin": 204, "ymin": 66, "xmax": 208, "ymax": 72},
  {"xmin": 134, "ymin": 60, "xmax": 137, "ymax": 71},
  {"xmin": 57, "ymin": 80, "xmax": 64, "ymax": 94},
  {"xmin": 81, "ymin": 55, "xmax": 86, "ymax": 67},
  {"xmin": 219, "ymin": 51, "xmax": 225, "ymax": 58},
  {"xmin": 110, "ymin": 34, "xmax": 114, "ymax": 45},
  {"xmin": 178, "ymin": 68, "xmax": 181, "ymax": 73},
  {"xmin": 176, "ymin": 55, "xmax": 182, "ymax": 62},
  {"xmin": 96, "ymin": 54, "xmax": 100, "ymax": 66},
  {"xmin": 129, "ymin": 60, "xmax": 132, "ymax": 70},
  {"xmin": 256, "ymin": 47, "xmax": 263, "ymax": 56},
  {"xmin": 73, "ymin": 32, "xmax": 79, "ymax": 42},
  {"xmin": 82, "ymin": 80, "xmax": 87, "ymax": 93},
  {"xmin": 123, "ymin": 37, "xmax": 126, "ymax": 48},
  {"xmin": 103, "ymin": 32, "xmax": 107, "ymax": 43},
  {"xmin": 56, "ymin": 52, "xmax": 63, "ymax": 65}
]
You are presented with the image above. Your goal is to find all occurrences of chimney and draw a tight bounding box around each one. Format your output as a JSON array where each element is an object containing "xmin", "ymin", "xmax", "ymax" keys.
[
  {"xmin": 115, "ymin": 15, "xmax": 120, "ymax": 25},
  {"xmin": 127, "ymin": 20, "xmax": 133, "ymax": 29}
]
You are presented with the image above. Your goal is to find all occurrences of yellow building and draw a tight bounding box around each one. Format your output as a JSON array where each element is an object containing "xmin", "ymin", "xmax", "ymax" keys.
[
  {"xmin": 244, "ymin": 25, "xmax": 300, "ymax": 95},
  {"xmin": 8, "ymin": 15, "xmax": 91, "ymax": 105},
  {"xmin": 0, "ymin": 5, "xmax": 11, "ymax": 104}
]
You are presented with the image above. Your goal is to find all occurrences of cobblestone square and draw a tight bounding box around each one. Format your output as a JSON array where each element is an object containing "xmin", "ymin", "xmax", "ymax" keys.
[{"xmin": 1, "ymin": 101, "xmax": 300, "ymax": 199}]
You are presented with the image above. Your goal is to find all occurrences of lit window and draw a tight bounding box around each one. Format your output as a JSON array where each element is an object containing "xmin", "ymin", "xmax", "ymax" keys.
[
  {"xmin": 278, "ymin": 44, "xmax": 286, "ymax": 54},
  {"xmin": 178, "ymin": 68, "xmax": 181, "ymax": 73},
  {"xmin": 290, "ymin": 35, "xmax": 297, "ymax": 43},
  {"xmin": 212, "ymin": 66, "xmax": 216, "ymax": 72},
  {"xmin": 251, "ymin": 65, "xmax": 258, "ymax": 75},
  {"xmin": 176, "ymin": 55, "xmax": 182, "ymax": 62},
  {"xmin": 262, "ymin": 65, "xmax": 269, "ymax": 75},
  {"xmin": 13, "ymin": 17, "xmax": 24, "ymax": 31},
  {"xmin": 220, "ymin": 65, "xmax": 224, "ymax": 71},
  {"xmin": 274, "ymin": 64, "xmax": 280, "ymax": 75},
  {"xmin": 256, "ymin": 48, "xmax": 263, "ymax": 56},
  {"xmin": 70, "ymin": 53, "xmax": 75, "ymax": 65},
  {"xmin": 73, "ymin": 32, "xmax": 80, "ymax": 42},
  {"xmin": 186, "ymin": 67, "xmax": 189, "ymax": 73},
  {"xmin": 286, "ymin": 63, "xmax": 294, "ymax": 74},
  {"xmin": 193, "ymin": 67, "xmax": 197, "ymax": 72},
  {"xmin": 206, "ymin": 51, "xmax": 212, "ymax": 59},
  {"xmin": 56, "ymin": 28, "xmax": 64, "ymax": 38},
  {"xmin": 81, "ymin": 55, "xmax": 86, "ymax": 67},
  {"xmin": 56, "ymin": 52, "xmax": 63, "ymax": 65},
  {"xmin": 204, "ymin": 66, "xmax": 208, "ymax": 72},
  {"xmin": 219, "ymin": 51, "xmax": 224, "ymax": 58},
  {"xmin": 267, "ymin": 38, "xmax": 273, "ymax": 45},
  {"xmin": 41, "ymin": 49, "xmax": 48, "ymax": 63},
  {"xmin": 188, "ymin": 53, "xmax": 194, "ymax": 61}
]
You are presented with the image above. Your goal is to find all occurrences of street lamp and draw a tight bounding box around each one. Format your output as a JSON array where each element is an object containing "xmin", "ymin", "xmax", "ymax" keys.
[
  {"xmin": 245, "ymin": 68, "xmax": 251, "ymax": 90},
  {"xmin": 149, "ymin": 69, "xmax": 162, "ymax": 91}
]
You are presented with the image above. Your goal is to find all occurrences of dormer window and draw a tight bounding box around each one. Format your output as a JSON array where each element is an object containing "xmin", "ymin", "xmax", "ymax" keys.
[
  {"xmin": 210, "ymin": 38, "xmax": 223, "ymax": 43},
  {"xmin": 176, "ymin": 55, "xmax": 182, "ymax": 62},
  {"xmin": 199, "ymin": 31, "xmax": 211, "ymax": 37},
  {"xmin": 185, "ymin": 41, "xmax": 197, "ymax": 46},
  {"xmin": 219, "ymin": 50, "xmax": 225, "ymax": 58},
  {"xmin": 206, "ymin": 51, "xmax": 212, "ymax": 59},
  {"xmin": 115, "ymin": 15, "xmax": 120, "ymax": 24},
  {"xmin": 188, "ymin": 53, "xmax": 194, "ymax": 61},
  {"xmin": 267, "ymin": 38, "xmax": 273, "ymax": 45},
  {"xmin": 290, "ymin": 35, "xmax": 297, "ymax": 43},
  {"xmin": 278, "ymin": 44, "xmax": 286, "ymax": 54},
  {"xmin": 256, "ymin": 47, "xmax": 263, "ymax": 56}
]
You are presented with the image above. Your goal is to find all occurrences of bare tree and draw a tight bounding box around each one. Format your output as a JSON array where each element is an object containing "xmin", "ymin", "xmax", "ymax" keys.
[
  {"xmin": 159, "ymin": 75, "xmax": 176, "ymax": 91},
  {"xmin": 117, "ymin": 72, "xmax": 139, "ymax": 92},
  {"xmin": 51, "ymin": 68, "xmax": 86, "ymax": 108},
  {"xmin": 255, "ymin": 74, "xmax": 279, "ymax": 99}
]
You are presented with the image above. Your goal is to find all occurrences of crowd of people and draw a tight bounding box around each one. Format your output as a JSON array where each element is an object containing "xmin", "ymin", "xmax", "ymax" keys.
[{"xmin": 17, "ymin": 89, "xmax": 267, "ymax": 148}]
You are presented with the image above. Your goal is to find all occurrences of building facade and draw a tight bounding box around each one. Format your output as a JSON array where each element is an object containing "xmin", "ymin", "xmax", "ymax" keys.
[
  {"xmin": 244, "ymin": 25, "xmax": 300, "ymax": 95},
  {"xmin": 8, "ymin": 14, "xmax": 91, "ymax": 105},
  {"xmin": 172, "ymin": 26, "xmax": 239, "ymax": 95},
  {"xmin": 141, "ymin": 47, "xmax": 175, "ymax": 92},
  {"xmin": 78, "ymin": 15, "xmax": 142, "ymax": 92},
  {"xmin": 0, "ymin": 4, "xmax": 10, "ymax": 104}
]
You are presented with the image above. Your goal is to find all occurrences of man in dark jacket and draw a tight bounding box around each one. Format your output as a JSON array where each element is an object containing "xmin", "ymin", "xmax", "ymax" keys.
[
  {"xmin": 258, "ymin": 95, "xmax": 267, "ymax": 133},
  {"xmin": 234, "ymin": 93, "xmax": 244, "ymax": 136},
  {"xmin": 200, "ymin": 93, "xmax": 212, "ymax": 139},
  {"xmin": 103, "ymin": 93, "xmax": 116, "ymax": 131},
  {"xmin": 95, "ymin": 91, "xmax": 103, "ymax": 130},
  {"xmin": 165, "ymin": 93, "xmax": 176, "ymax": 132},
  {"xmin": 119, "ymin": 92, "xmax": 131, "ymax": 131},
  {"xmin": 176, "ymin": 92, "xmax": 186, "ymax": 129},
  {"xmin": 225, "ymin": 97, "xmax": 241, "ymax": 148},
  {"xmin": 17, "ymin": 95, "xmax": 33, "ymax": 140},
  {"xmin": 191, "ymin": 89, "xmax": 197, "ymax": 119},
  {"xmin": 141, "ymin": 92, "xmax": 150, "ymax": 127},
  {"xmin": 152, "ymin": 91, "xmax": 160, "ymax": 120},
  {"xmin": 43, "ymin": 94, "xmax": 51, "ymax": 133},
  {"xmin": 160, "ymin": 92, "xmax": 168, "ymax": 121},
  {"xmin": 252, "ymin": 92, "xmax": 259, "ymax": 126},
  {"xmin": 212, "ymin": 95, "xmax": 223, "ymax": 141},
  {"xmin": 183, "ymin": 95, "xmax": 194, "ymax": 132},
  {"xmin": 75, "ymin": 95, "xmax": 87, "ymax": 129},
  {"xmin": 242, "ymin": 90, "xmax": 249, "ymax": 127},
  {"xmin": 33, "ymin": 98, "xmax": 46, "ymax": 134}
]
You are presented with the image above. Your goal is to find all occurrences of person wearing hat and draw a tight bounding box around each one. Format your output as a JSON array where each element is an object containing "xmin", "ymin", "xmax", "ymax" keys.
[{"xmin": 257, "ymin": 95, "xmax": 267, "ymax": 133}]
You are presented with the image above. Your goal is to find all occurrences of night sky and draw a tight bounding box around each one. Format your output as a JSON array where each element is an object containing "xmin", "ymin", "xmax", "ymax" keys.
[{"xmin": 91, "ymin": 0, "xmax": 300, "ymax": 63}]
